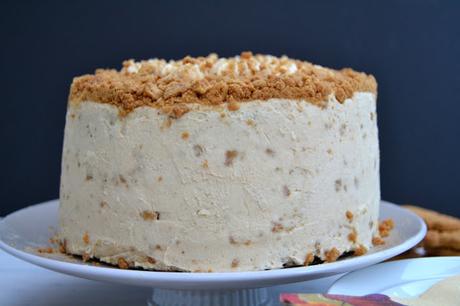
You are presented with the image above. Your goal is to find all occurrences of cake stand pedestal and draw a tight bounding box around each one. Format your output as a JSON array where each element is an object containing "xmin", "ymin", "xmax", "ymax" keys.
[{"xmin": 148, "ymin": 287, "xmax": 273, "ymax": 306}]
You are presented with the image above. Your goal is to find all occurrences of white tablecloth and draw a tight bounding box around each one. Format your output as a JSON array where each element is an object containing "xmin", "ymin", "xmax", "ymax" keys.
[{"xmin": 0, "ymin": 249, "xmax": 342, "ymax": 305}]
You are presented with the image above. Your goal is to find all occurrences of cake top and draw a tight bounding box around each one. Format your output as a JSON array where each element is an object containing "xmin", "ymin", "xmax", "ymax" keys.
[{"xmin": 69, "ymin": 52, "xmax": 377, "ymax": 116}]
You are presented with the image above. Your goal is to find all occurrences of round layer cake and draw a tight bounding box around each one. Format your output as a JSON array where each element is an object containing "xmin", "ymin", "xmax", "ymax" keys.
[{"xmin": 59, "ymin": 52, "xmax": 380, "ymax": 272}]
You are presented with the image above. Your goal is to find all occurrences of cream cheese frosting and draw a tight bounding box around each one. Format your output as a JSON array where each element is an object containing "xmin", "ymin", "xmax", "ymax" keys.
[{"xmin": 59, "ymin": 92, "xmax": 380, "ymax": 271}]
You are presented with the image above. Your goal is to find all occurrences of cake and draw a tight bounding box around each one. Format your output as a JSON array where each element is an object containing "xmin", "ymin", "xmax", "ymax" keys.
[{"xmin": 59, "ymin": 52, "xmax": 380, "ymax": 272}]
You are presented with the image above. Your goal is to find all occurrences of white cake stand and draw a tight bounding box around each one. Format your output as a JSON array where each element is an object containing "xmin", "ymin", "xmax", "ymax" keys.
[{"xmin": 0, "ymin": 200, "xmax": 426, "ymax": 306}]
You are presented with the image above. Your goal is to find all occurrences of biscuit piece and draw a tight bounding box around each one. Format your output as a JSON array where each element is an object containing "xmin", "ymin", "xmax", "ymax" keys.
[
  {"xmin": 403, "ymin": 205, "xmax": 460, "ymax": 231},
  {"xmin": 424, "ymin": 230, "xmax": 460, "ymax": 250}
]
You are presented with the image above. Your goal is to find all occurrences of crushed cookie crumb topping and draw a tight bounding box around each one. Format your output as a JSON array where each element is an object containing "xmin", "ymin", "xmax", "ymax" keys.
[{"xmin": 69, "ymin": 52, "xmax": 376, "ymax": 116}]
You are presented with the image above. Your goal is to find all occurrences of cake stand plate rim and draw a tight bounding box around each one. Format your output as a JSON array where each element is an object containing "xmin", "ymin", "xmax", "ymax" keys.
[{"xmin": 0, "ymin": 199, "xmax": 426, "ymax": 290}]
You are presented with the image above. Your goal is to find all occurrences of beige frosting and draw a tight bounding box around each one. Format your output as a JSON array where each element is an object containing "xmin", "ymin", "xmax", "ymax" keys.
[{"xmin": 59, "ymin": 92, "xmax": 380, "ymax": 272}]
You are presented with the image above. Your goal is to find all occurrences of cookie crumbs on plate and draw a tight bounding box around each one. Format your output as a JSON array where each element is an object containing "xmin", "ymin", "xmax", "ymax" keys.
[
  {"xmin": 372, "ymin": 236, "xmax": 385, "ymax": 246},
  {"xmin": 37, "ymin": 247, "xmax": 54, "ymax": 254},
  {"xmin": 325, "ymin": 247, "xmax": 340, "ymax": 262},
  {"xmin": 379, "ymin": 219, "xmax": 395, "ymax": 238},
  {"xmin": 354, "ymin": 244, "xmax": 368, "ymax": 256}
]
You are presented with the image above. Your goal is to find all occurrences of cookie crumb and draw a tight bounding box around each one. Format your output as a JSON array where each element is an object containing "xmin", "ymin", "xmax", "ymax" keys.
[
  {"xmin": 118, "ymin": 257, "xmax": 129, "ymax": 269},
  {"xmin": 240, "ymin": 51, "xmax": 253, "ymax": 59},
  {"xmin": 224, "ymin": 150, "xmax": 238, "ymax": 166},
  {"xmin": 354, "ymin": 244, "xmax": 368, "ymax": 256},
  {"xmin": 325, "ymin": 247, "xmax": 340, "ymax": 262},
  {"xmin": 181, "ymin": 131, "xmax": 190, "ymax": 140},
  {"xmin": 228, "ymin": 102, "xmax": 240, "ymax": 111},
  {"xmin": 141, "ymin": 210, "xmax": 160, "ymax": 221},
  {"xmin": 345, "ymin": 210, "xmax": 353, "ymax": 222},
  {"xmin": 82, "ymin": 232, "xmax": 90, "ymax": 244},
  {"xmin": 170, "ymin": 105, "xmax": 190, "ymax": 119},
  {"xmin": 271, "ymin": 222, "xmax": 284, "ymax": 233},
  {"xmin": 348, "ymin": 228, "xmax": 357, "ymax": 243},
  {"xmin": 378, "ymin": 219, "xmax": 395, "ymax": 237},
  {"xmin": 147, "ymin": 256, "xmax": 157, "ymax": 264},
  {"xmin": 372, "ymin": 236, "xmax": 385, "ymax": 246},
  {"xmin": 59, "ymin": 240, "xmax": 67, "ymax": 253},
  {"xmin": 304, "ymin": 252, "xmax": 314, "ymax": 266},
  {"xmin": 37, "ymin": 247, "xmax": 54, "ymax": 254},
  {"xmin": 231, "ymin": 258, "xmax": 239, "ymax": 268},
  {"xmin": 246, "ymin": 119, "xmax": 255, "ymax": 126},
  {"xmin": 265, "ymin": 148, "xmax": 275, "ymax": 156},
  {"xmin": 82, "ymin": 252, "xmax": 90, "ymax": 262}
]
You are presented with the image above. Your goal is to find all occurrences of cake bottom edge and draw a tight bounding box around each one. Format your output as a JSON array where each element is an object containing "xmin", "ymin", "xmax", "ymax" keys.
[{"xmin": 55, "ymin": 239, "xmax": 372, "ymax": 272}]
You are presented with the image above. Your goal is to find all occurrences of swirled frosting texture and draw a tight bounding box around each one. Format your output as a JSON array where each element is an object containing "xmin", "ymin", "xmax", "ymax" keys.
[{"xmin": 59, "ymin": 92, "xmax": 380, "ymax": 272}]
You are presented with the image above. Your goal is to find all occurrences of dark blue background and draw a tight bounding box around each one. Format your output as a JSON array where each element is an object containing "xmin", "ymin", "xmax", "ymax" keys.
[{"xmin": 1, "ymin": 1, "xmax": 459, "ymax": 216}]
